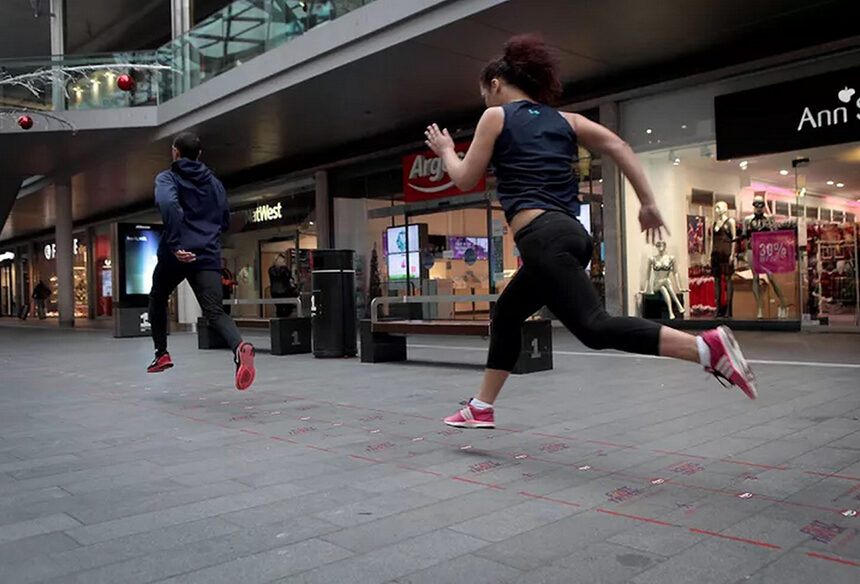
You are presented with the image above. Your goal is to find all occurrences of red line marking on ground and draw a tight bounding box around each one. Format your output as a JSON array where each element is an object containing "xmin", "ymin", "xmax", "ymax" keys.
[
  {"xmin": 586, "ymin": 440, "xmax": 637, "ymax": 449},
  {"xmin": 239, "ymin": 429, "xmax": 261, "ymax": 435},
  {"xmin": 652, "ymin": 450, "xmax": 709, "ymax": 460},
  {"xmin": 532, "ymin": 432, "xmax": 577, "ymax": 441},
  {"xmin": 805, "ymin": 471, "xmax": 860, "ymax": 482},
  {"xmin": 518, "ymin": 492, "xmax": 581, "ymax": 507},
  {"xmin": 595, "ymin": 508, "xmax": 675, "ymax": 527},
  {"xmin": 719, "ymin": 459, "xmax": 789, "ymax": 471},
  {"xmin": 396, "ymin": 465, "xmax": 443, "ymax": 477},
  {"xmin": 240, "ymin": 390, "xmax": 860, "ymax": 486},
  {"xmin": 451, "ymin": 476, "xmax": 505, "ymax": 490},
  {"xmin": 350, "ymin": 454, "xmax": 384, "ymax": 463},
  {"xmin": 270, "ymin": 436, "xmax": 299, "ymax": 444},
  {"xmin": 305, "ymin": 445, "xmax": 338, "ymax": 453},
  {"xmin": 688, "ymin": 528, "xmax": 781, "ymax": 549},
  {"xmin": 806, "ymin": 552, "xmax": 860, "ymax": 568}
]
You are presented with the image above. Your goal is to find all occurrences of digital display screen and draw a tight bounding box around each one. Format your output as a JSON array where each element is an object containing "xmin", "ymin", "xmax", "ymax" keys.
[
  {"xmin": 123, "ymin": 227, "xmax": 160, "ymax": 296},
  {"xmin": 448, "ymin": 237, "xmax": 488, "ymax": 260},
  {"xmin": 385, "ymin": 225, "xmax": 420, "ymax": 255},
  {"xmin": 387, "ymin": 252, "xmax": 420, "ymax": 280}
]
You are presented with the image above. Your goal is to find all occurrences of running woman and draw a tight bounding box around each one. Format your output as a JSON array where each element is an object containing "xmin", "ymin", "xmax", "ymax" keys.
[
  {"xmin": 146, "ymin": 132, "xmax": 256, "ymax": 391},
  {"xmin": 423, "ymin": 36, "xmax": 757, "ymax": 429}
]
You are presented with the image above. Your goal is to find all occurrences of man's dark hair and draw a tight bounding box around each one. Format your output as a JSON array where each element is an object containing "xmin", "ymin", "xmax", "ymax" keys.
[{"xmin": 173, "ymin": 132, "xmax": 201, "ymax": 159}]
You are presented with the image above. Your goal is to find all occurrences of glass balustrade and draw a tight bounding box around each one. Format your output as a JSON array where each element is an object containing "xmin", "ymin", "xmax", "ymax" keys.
[{"xmin": 0, "ymin": 0, "xmax": 375, "ymax": 113}]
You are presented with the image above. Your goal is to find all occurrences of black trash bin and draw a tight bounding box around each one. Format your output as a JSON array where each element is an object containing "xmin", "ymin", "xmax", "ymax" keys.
[{"xmin": 311, "ymin": 249, "xmax": 358, "ymax": 358}]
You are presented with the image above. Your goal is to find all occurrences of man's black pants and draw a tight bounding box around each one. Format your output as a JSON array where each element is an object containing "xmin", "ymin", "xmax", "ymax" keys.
[{"xmin": 149, "ymin": 258, "xmax": 243, "ymax": 354}]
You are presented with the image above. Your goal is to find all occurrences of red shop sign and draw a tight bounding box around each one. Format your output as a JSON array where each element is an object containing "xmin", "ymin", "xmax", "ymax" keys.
[{"xmin": 402, "ymin": 142, "xmax": 486, "ymax": 203}]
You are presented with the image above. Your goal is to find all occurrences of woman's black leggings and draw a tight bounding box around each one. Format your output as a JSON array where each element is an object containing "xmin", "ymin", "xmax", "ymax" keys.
[{"xmin": 487, "ymin": 211, "xmax": 662, "ymax": 371}]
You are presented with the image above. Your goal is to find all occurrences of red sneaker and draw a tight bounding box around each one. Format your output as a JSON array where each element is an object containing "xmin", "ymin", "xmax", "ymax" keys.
[
  {"xmin": 147, "ymin": 353, "xmax": 173, "ymax": 373},
  {"xmin": 701, "ymin": 326, "xmax": 757, "ymax": 399},
  {"xmin": 443, "ymin": 402, "xmax": 495, "ymax": 429},
  {"xmin": 234, "ymin": 342, "xmax": 256, "ymax": 391}
]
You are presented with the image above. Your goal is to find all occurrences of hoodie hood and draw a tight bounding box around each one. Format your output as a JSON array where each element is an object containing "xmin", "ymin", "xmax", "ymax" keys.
[{"xmin": 171, "ymin": 159, "xmax": 213, "ymax": 185}]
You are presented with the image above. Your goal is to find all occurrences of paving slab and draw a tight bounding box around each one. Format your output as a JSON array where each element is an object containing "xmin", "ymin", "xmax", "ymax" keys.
[{"xmin": 1, "ymin": 325, "xmax": 859, "ymax": 583}]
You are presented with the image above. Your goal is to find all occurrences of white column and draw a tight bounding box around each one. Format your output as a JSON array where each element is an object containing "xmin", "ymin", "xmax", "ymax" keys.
[
  {"xmin": 315, "ymin": 170, "xmax": 332, "ymax": 249},
  {"xmin": 49, "ymin": 0, "xmax": 65, "ymax": 112},
  {"xmin": 599, "ymin": 101, "xmax": 626, "ymax": 316},
  {"xmin": 54, "ymin": 180, "xmax": 74, "ymax": 327}
]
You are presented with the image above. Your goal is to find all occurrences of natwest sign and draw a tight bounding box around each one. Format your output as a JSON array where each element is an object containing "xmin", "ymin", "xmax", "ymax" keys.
[
  {"xmin": 715, "ymin": 65, "xmax": 860, "ymax": 160},
  {"xmin": 245, "ymin": 202, "xmax": 283, "ymax": 224},
  {"xmin": 403, "ymin": 142, "xmax": 486, "ymax": 203}
]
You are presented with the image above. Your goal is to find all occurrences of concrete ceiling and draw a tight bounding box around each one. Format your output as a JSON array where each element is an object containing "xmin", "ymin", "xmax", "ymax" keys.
[
  {"xmin": 2, "ymin": 0, "xmax": 859, "ymax": 242},
  {"xmin": 0, "ymin": 1, "xmax": 50, "ymax": 59}
]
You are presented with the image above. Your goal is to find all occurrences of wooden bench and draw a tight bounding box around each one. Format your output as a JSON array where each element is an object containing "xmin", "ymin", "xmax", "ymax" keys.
[
  {"xmin": 197, "ymin": 298, "xmax": 310, "ymax": 355},
  {"xmin": 361, "ymin": 295, "xmax": 552, "ymax": 374}
]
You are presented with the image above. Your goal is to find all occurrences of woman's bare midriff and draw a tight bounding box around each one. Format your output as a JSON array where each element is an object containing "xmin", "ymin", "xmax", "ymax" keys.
[{"xmin": 509, "ymin": 209, "xmax": 547, "ymax": 236}]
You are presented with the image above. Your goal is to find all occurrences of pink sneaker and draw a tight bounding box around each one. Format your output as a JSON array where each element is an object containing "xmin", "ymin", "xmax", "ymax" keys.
[
  {"xmin": 443, "ymin": 402, "xmax": 495, "ymax": 429},
  {"xmin": 701, "ymin": 326, "xmax": 757, "ymax": 400}
]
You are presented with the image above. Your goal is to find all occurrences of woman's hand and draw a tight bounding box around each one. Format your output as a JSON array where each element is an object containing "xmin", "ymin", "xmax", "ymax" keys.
[
  {"xmin": 424, "ymin": 123, "xmax": 455, "ymax": 156},
  {"xmin": 639, "ymin": 204, "xmax": 669, "ymax": 244}
]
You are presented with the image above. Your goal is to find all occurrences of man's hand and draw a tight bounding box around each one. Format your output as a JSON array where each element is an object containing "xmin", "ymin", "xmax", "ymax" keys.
[{"xmin": 174, "ymin": 250, "xmax": 196, "ymax": 263}]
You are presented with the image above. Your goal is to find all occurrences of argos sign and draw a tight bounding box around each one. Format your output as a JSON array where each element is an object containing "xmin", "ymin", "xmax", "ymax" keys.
[{"xmin": 402, "ymin": 142, "xmax": 486, "ymax": 202}]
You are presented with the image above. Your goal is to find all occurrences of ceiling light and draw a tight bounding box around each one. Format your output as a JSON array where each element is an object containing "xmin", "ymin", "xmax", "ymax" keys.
[
  {"xmin": 827, "ymin": 180, "xmax": 835, "ymax": 186},
  {"xmin": 799, "ymin": 187, "xmax": 807, "ymax": 197},
  {"xmin": 645, "ymin": 128, "xmax": 652, "ymax": 134},
  {"xmin": 779, "ymin": 170, "xmax": 789, "ymax": 176},
  {"xmin": 673, "ymin": 157, "xmax": 680, "ymax": 166},
  {"xmin": 598, "ymin": 178, "xmax": 603, "ymax": 183},
  {"xmin": 681, "ymin": 124, "xmax": 688, "ymax": 129},
  {"xmin": 837, "ymin": 183, "xmax": 845, "ymax": 188},
  {"xmin": 739, "ymin": 161, "xmax": 748, "ymax": 169}
]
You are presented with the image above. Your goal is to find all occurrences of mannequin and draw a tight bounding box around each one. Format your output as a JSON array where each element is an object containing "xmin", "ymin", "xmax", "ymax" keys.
[
  {"xmin": 642, "ymin": 240, "xmax": 687, "ymax": 319},
  {"xmin": 742, "ymin": 194, "xmax": 788, "ymax": 319},
  {"xmin": 709, "ymin": 201, "xmax": 736, "ymax": 318}
]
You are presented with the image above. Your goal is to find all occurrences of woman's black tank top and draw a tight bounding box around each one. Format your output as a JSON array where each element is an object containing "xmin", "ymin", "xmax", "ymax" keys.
[{"xmin": 491, "ymin": 101, "xmax": 580, "ymax": 223}]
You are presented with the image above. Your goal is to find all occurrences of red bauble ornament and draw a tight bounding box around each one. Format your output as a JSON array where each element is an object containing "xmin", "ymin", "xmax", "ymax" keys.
[
  {"xmin": 117, "ymin": 74, "xmax": 134, "ymax": 92},
  {"xmin": 17, "ymin": 115, "xmax": 33, "ymax": 130}
]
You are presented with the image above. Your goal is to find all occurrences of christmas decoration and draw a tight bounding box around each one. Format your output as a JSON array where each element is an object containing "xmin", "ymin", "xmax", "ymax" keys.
[
  {"xmin": 0, "ymin": 61, "xmax": 173, "ymax": 133},
  {"xmin": 17, "ymin": 115, "xmax": 33, "ymax": 130},
  {"xmin": 116, "ymin": 74, "xmax": 134, "ymax": 92},
  {"xmin": 366, "ymin": 244, "xmax": 382, "ymax": 317}
]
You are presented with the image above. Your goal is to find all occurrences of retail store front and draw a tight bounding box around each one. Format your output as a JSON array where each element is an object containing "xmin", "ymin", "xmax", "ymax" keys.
[
  {"xmin": 358, "ymin": 138, "xmax": 605, "ymax": 320},
  {"xmin": 33, "ymin": 234, "xmax": 90, "ymax": 319},
  {"xmin": 622, "ymin": 62, "xmax": 859, "ymax": 329},
  {"xmin": 222, "ymin": 188, "xmax": 317, "ymax": 319}
]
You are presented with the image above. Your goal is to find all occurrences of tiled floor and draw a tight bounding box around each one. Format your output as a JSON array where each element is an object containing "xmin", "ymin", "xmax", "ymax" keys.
[{"xmin": 1, "ymin": 324, "xmax": 859, "ymax": 583}]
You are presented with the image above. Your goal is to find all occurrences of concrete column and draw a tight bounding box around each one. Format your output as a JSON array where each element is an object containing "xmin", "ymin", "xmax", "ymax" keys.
[
  {"xmin": 49, "ymin": 0, "xmax": 65, "ymax": 112},
  {"xmin": 315, "ymin": 170, "xmax": 332, "ymax": 249},
  {"xmin": 599, "ymin": 101, "xmax": 626, "ymax": 316},
  {"xmin": 54, "ymin": 181, "xmax": 75, "ymax": 327},
  {"xmin": 171, "ymin": 0, "xmax": 193, "ymax": 95},
  {"xmin": 171, "ymin": 0, "xmax": 193, "ymax": 38}
]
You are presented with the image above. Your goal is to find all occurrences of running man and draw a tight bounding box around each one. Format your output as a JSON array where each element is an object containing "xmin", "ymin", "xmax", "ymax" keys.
[
  {"xmin": 146, "ymin": 132, "xmax": 256, "ymax": 391},
  {"xmin": 423, "ymin": 36, "xmax": 756, "ymax": 429}
]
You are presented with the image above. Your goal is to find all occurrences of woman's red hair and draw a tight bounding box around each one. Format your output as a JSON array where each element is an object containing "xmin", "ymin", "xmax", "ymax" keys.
[{"xmin": 481, "ymin": 35, "xmax": 562, "ymax": 105}]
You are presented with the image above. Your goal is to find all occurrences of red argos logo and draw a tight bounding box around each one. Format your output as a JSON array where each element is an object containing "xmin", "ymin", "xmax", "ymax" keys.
[{"xmin": 402, "ymin": 142, "xmax": 486, "ymax": 202}]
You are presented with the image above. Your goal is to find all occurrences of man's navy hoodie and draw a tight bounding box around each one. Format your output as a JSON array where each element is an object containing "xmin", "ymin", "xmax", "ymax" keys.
[{"xmin": 154, "ymin": 158, "xmax": 230, "ymax": 270}]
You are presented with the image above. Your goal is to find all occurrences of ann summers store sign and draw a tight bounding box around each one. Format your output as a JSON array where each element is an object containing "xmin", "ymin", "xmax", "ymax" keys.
[{"xmin": 715, "ymin": 66, "xmax": 860, "ymax": 160}]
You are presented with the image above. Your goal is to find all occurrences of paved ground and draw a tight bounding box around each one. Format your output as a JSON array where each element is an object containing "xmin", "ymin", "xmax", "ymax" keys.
[{"xmin": 1, "ymin": 323, "xmax": 860, "ymax": 584}]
